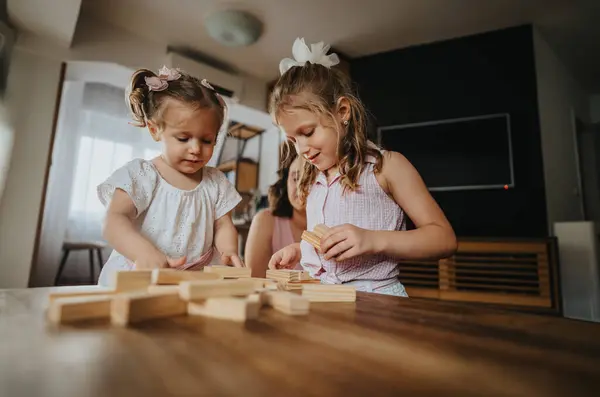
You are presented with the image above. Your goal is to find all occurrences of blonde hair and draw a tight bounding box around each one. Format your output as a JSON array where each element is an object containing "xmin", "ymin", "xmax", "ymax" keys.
[
  {"xmin": 126, "ymin": 68, "xmax": 225, "ymax": 132},
  {"xmin": 269, "ymin": 63, "xmax": 382, "ymax": 204}
]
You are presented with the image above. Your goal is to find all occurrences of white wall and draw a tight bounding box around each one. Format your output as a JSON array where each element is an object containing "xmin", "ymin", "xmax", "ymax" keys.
[
  {"xmin": 533, "ymin": 28, "xmax": 592, "ymax": 232},
  {"xmin": 0, "ymin": 15, "xmax": 273, "ymax": 288},
  {"xmin": 0, "ymin": 48, "xmax": 63, "ymax": 288},
  {"xmin": 0, "ymin": 102, "xmax": 13, "ymax": 206},
  {"xmin": 591, "ymin": 94, "xmax": 600, "ymax": 124}
]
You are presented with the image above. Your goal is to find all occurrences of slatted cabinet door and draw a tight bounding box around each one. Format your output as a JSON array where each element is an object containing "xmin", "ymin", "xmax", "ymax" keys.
[{"xmin": 398, "ymin": 238, "xmax": 560, "ymax": 314}]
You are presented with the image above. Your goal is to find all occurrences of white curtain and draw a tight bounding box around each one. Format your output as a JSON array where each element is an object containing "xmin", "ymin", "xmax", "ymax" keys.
[{"xmin": 32, "ymin": 82, "xmax": 160, "ymax": 286}]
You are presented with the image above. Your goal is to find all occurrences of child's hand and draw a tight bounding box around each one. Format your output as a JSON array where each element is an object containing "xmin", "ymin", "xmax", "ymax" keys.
[
  {"xmin": 320, "ymin": 224, "xmax": 375, "ymax": 262},
  {"xmin": 220, "ymin": 252, "xmax": 245, "ymax": 268},
  {"xmin": 268, "ymin": 243, "xmax": 301, "ymax": 270}
]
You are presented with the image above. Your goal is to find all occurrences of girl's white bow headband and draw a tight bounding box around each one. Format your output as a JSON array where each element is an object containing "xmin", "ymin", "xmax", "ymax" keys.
[{"xmin": 279, "ymin": 38, "xmax": 340, "ymax": 75}]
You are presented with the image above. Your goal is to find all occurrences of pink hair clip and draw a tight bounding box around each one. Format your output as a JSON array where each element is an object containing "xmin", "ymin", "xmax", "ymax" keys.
[
  {"xmin": 145, "ymin": 65, "xmax": 182, "ymax": 92},
  {"xmin": 200, "ymin": 79, "xmax": 215, "ymax": 90}
]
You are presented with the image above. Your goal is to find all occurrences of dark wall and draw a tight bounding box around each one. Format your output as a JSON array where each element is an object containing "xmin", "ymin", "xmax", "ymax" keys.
[{"xmin": 351, "ymin": 25, "xmax": 548, "ymax": 238}]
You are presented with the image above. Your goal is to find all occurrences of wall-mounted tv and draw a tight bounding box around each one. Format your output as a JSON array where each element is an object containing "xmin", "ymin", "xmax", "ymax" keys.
[{"xmin": 377, "ymin": 113, "xmax": 514, "ymax": 192}]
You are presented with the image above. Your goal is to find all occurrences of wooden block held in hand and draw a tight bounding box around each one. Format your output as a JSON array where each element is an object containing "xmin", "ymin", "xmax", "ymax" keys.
[
  {"xmin": 266, "ymin": 291, "xmax": 310, "ymax": 315},
  {"xmin": 47, "ymin": 295, "xmax": 113, "ymax": 324},
  {"xmin": 111, "ymin": 292, "xmax": 187, "ymax": 326},
  {"xmin": 179, "ymin": 279, "xmax": 256, "ymax": 301},
  {"xmin": 313, "ymin": 224, "xmax": 329, "ymax": 239},
  {"xmin": 301, "ymin": 231, "xmax": 321, "ymax": 251},
  {"xmin": 302, "ymin": 284, "xmax": 356, "ymax": 302},
  {"xmin": 114, "ymin": 270, "xmax": 153, "ymax": 292},
  {"xmin": 151, "ymin": 268, "xmax": 223, "ymax": 285},
  {"xmin": 188, "ymin": 296, "xmax": 260, "ymax": 322}
]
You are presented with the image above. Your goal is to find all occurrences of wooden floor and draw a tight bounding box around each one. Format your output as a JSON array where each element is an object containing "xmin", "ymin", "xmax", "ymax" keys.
[{"xmin": 1, "ymin": 287, "xmax": 599, "ymax": 397}]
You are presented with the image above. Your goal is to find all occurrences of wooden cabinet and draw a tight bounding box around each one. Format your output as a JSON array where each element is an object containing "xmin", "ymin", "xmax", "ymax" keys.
[
  {"xmin": 217, "ymin": 158, "xmax": 258, "ymax": 194},
  {"xmin": 399, "ymin": 237, "xmax": 562, "ymax": 315}
]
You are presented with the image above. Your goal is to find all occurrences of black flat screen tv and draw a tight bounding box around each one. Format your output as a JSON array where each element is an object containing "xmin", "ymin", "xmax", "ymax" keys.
[{"xmin": 377, "ymin": 113, "xmax": 514, "ymax": 192}]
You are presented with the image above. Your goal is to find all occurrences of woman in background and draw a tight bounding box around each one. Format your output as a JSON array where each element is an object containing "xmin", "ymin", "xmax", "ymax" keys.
[{"xmin": 245, "ymin": 142, "xmax": 306, "ymax": 277}]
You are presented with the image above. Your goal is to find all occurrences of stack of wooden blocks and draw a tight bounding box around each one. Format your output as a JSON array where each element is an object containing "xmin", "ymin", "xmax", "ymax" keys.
[{"xmin": 47, "ymin": 266, "xmax": 356, "ymax": 327}]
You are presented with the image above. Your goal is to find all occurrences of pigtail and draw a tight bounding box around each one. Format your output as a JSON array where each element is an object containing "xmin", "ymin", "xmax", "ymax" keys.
[{"xmin": 126, "ymin": 69, "xmax": 156, "ymax": 128}]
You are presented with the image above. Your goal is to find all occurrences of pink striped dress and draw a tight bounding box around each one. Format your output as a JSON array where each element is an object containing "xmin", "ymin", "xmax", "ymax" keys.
[{"xmin": 300, "ymin": 153, "xmax": 408, "ymax": 297}]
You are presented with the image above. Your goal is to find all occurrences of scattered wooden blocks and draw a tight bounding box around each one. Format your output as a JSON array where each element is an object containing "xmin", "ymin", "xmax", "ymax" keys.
[
  {"xmin": 46, "ymin": 263, "xmax": 363, "ymax": 329},
  {"xmin": 301, "ymin": 284, "xmax": 357, "ymax": 302},
  {"xmin": 151, "ymin": 268, "xmax": 223, "ymax": 285},
  {"xmin": 47, "ymin": 295, "xmax": 113, "ymax": 324},
  {"xmin": 204, "ymin": 265, "xmax": 251, "ymax": 278},
  {"xmin": 111, "ymin": 291, "xmax": 187, "ymax": 326}
]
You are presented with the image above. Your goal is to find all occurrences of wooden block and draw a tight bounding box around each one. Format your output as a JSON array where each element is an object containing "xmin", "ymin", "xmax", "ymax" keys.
[
  {"xmin": 188, "ymin": 297, "xmax": 260, "ymax": 322},
  {"xmin": 302, "ymin": 284, "xmax": 356, "ymax": 302},
  {"xmin": 203, "ymin": 265, "xmax": 251, "ymax": 278},
  {"xmin": 147, "ymin": 285, "xmax": 180, "ymax": 294},
  {"xmin": 151, "ymin": 269, "xmax": 223, "ymax": 285},
  {"xmin": 248, "ymin": 290, "xmax": 270, "ymax": 307},
  {"xmin": 266, "ymin": 269, "xmax": 301, "ymax": 282},
  {"xmin": 248, "ymin": 277, "xmax": 278, "ymax": 290},
  {"xmin": 179, "ymin": 279, "xmax": 256, "ymax": 301},
  {"xmin": 280, "ymin": 279, "xmax": 321, "ymax": 292},
  {"xmin": 313, "ymin": 224, "xmax": 329, "ymax": 238},
  {"xmin": 47, "ymin": 295, "xmax": 113, "ymax": 324},
  {"xmin": 114, "ymin": 270, "xmax": 153, "ymax": 292},
  {"xmin": 266, "ymin": 291, "xmax": 310, "ymax": 315},
  {"xmin": 111, "ymin": 292, "xmax": 187, "ymax": 326},
  {"xmin": 299, "ymin": 271, "xmax": 314, "ymax": 281},
  {"xmin": 301, "ymin": 231, "xmax": 321, "ymax": 251},
  {"xmin": 47, "ymin": 286, "xmax": 115, "ymax": 303}
]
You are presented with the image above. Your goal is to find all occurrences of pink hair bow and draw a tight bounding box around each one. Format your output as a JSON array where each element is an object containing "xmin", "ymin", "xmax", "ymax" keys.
[{"xmin": 145, "ymin": 65, "xmax": 182, "ymax": 92}]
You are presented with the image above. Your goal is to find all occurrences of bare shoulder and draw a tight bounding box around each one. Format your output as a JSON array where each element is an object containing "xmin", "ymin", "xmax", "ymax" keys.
[
  {"xmin": 251, "ymin": 209, "xmax": 276, "ymax": 229},
  {"xmin": 375, "ymin": 150, "xmax": 416, "ymax": 194}
]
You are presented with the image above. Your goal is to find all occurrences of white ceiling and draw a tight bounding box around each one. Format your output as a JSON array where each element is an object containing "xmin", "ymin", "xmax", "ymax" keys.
[{"xmin": 81, "ymin": 0, "xmax": 600, "ymax": 90}]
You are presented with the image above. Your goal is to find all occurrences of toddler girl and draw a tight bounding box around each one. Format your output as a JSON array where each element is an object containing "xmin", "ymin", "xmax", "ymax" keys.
[
  {"xmin": 268, "ymin": 39, "xmax": 457, "ymax": 296},
  {"xmin": 97, "ymin": 66, "xmax": 243, "ymax": 286}
]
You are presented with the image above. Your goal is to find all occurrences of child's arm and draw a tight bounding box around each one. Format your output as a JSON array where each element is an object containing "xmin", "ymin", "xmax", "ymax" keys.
[
  {"xmin": 244, "ymin": 210, "xmax": 275, "ymax": 277},
  {"xmin": 268, "ymin": 243, "xmax": 301, "ymax": 270},
  {"xmin": 321, "ymin": 151, "xmax": 457, "ymax": 262},
  {"xmin": 214, "ymin": 212, "xmax": 244, "ymax": 267},
  {"xmin": 103, "ymin": 189, "xmax": 184, "ymax": 268}
]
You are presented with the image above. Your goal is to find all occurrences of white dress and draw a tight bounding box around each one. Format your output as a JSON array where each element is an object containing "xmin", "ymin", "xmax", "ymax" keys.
[{"xmin": 96, "ymin": 159, "xmax": 242, "ymax": 286}]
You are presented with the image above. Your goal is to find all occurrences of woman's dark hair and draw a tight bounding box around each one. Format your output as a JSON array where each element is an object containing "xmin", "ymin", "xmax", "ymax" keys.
[{"xmin": 267, "ymin": 141, "xmax": 299, "ymax": 218}]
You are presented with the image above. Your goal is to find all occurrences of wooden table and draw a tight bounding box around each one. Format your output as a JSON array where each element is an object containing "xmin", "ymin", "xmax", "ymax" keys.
[{"xmin": 1, "ymin": 287, "xmax": 599, "ymax": 397}]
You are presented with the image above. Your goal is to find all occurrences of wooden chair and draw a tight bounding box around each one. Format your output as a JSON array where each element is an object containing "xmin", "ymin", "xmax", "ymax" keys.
[{"xmin": 54, "ymin": 241, "xmax": 107, "ymax": 285}]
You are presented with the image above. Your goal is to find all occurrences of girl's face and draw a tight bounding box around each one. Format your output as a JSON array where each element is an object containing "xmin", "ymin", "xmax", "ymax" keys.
[
  {"xmin": 278, "ymin": 108, "xmax": 342, "ymax": 175},
  {"xmin": 149, "ymin": 100, "xmax": 220, "ymax": 175},
  {"xmin": 286, "ymin": 156, "xmax": 304, "ymax": 211}
]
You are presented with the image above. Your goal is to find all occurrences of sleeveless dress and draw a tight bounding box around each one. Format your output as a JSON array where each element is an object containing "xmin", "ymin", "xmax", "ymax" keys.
[
  {"xmin": 271, "ymin": 216, "xmax": 302, "ymax": 270},
  {"xmin": 96, "ymin": 159, "xmax": 242, "ymax": 287},
  {"xmin": 300, "ymin": 152, "xmax": 408, "ymax": 297}
]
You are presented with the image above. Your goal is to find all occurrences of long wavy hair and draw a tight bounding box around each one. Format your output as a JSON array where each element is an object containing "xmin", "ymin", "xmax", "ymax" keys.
[
  {"xmin": 267, "ymin": 141, "xmax": 299, "ymax": 218},
  {"xmin": 268, "ymin": 63, "xmax": 382, "ymax": 204}
]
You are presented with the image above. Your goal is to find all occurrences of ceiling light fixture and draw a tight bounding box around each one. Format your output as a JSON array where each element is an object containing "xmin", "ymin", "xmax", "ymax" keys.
[{"xmin": 204, "ymin": 10, "xmax": 263, "ymax": 47}]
